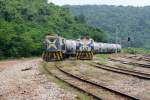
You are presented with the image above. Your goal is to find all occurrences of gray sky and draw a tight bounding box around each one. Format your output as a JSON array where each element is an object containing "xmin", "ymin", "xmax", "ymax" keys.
[{"xmin": 48, "ymin": 0, "xmax": 150, "ymax": 6}]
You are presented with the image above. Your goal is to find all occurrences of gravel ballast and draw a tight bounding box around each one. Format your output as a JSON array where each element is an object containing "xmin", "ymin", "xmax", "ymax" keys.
[{"xmin": 0, "ymin": 59, "xmax": 75, "ymax": 100}]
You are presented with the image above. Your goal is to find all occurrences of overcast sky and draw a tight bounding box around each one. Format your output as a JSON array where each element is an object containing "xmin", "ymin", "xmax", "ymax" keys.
[{"xmin": 48, "ymin": 0, "xmax": 150, "ymax": 6}]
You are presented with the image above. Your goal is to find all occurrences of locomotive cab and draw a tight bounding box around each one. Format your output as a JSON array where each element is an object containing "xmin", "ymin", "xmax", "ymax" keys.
[
  {"xmin": 76, "ymin": 36, "xmax": 94, "ymax": 60},
  {"xmin": 42, "ymin": 35, "xmax": 66, "ymax": 61}
]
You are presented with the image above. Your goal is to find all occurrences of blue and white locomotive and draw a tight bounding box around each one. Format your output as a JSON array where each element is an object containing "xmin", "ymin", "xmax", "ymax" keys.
[
  {"xmin": 76, "ymin": 36, "xmax": 94, "ymax": 60},
  {"xmin": 42, "ymin": 35, "xmax": 65, "ymax": 61},
  {"xmin": 42, "ymin": 35, "xmax": 122, "ymax": 61}
]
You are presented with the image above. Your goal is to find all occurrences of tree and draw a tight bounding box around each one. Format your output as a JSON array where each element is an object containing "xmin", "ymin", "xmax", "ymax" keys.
[
  {"xmin": 68, "ymin": 5, "xmax": 150, "ymax": 49},
  {"xmin": 0, "ymin": 0, "xmax": 107, "ymax": 59}
]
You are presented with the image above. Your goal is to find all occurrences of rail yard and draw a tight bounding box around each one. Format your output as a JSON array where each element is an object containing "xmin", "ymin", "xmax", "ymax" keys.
[
  {"xmin": 43, "ymin": 55, "xmax": 150, "ymax": 100},
  {"xmin": 40, "ymin": 35, "xmax": 150, "ymax": 99},
  {"xmin": 1, "ymin": 35, "xmax": 150, "ymax": 100},
  {"xmin": 1, "ymin": 0, "xmax": 150, "ymax": 99},
  {"xmin": 0, "ymin": 54, "xmax": 150, "ymax": 100}
]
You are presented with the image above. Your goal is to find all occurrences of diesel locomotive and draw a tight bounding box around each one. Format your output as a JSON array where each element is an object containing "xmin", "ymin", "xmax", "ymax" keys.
[
  {"xmin": 42, "ymin": 35, "xmax": 65, "ymax": 61},
  {"xmin": 42, "ymin": 35, "xmax": 122, "ymax": 61},
  {"xmin": 76, "ymin": 36, "xmax": 94, "ymax": 60}
]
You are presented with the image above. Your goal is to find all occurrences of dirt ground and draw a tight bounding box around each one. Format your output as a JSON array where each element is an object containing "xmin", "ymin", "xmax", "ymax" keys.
[
  {"xmin": 60, "ymin": 60, "xmax": 150, "ymax": 100},
  {"xmin": 0, "ymin": 59, "xmax": 75, "ymax": 100},
  {"xmin": 0, "ymin": 60, "xmax": 24, "ymax": 71}
]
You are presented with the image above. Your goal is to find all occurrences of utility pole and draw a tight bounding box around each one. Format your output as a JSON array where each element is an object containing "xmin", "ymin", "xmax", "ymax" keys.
[
  {"xmin": 115, "ymin": 24, "xmax": 119, "ymax": 53},
  {"xmin": 128, "ymin": 32, "xmax": 131, "ymax": 48}
]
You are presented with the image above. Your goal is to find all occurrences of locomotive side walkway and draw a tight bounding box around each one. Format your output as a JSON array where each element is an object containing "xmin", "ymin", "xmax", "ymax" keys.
[{"xmin": 0, "ymin": 59, "xmax": 75, "ymax": 100}]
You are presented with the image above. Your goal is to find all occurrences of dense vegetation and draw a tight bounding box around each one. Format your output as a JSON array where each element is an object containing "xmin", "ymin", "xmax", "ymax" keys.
[
  {"xmin": 0, "ymin": 0, "xmax": 107, "ymax": 59},
  {"xmin": 67, "ymin": 5, "xmax": 150, "ymax": 49}
]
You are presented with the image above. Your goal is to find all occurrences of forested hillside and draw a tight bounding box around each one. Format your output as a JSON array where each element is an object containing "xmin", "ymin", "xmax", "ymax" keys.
[
  {"xmin": 67, "ymin": 5, "xmax": 150, "ymax": 49},
  {"xmin": 0, "ymin": 0, "xmax": 106, "ymax": 59}
]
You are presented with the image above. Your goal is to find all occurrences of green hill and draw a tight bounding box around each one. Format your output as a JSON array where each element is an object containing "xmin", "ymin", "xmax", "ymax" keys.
[
  {"xmin": 67, "ymin": 5, "xmax": 150, "ymax": 49},
  {"xmin": 0, "ymin": 0, "xmax": 106, "ymax": 59}
]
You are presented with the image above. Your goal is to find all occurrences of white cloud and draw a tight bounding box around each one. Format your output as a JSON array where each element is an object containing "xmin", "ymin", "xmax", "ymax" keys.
[{"xmin": 48, "ymin": 0, "xmax": 150, "ymax": 6}]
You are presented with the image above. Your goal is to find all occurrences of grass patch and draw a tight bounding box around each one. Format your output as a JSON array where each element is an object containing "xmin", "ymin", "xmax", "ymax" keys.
[
  {"xmin": 96, "ymin": 54, "xmax": 109, "ymax": 59},
  {"xmin": 123, "ymin": 48, "xmax": 150, "ymax": 54},
  {"xmin": 116, "ymin": 64, "xmax": 136, "ymax": 70},
  {"xmin": 39, "ymin": 61, "xmax": 93, "ymax": 100},
  {"xmin": 98, "ymin": 61, "xmax": 108, "ymax": 65},
  {"xmin": 95, "ymin": 54, "xmax": 111, "ymax": 64}
]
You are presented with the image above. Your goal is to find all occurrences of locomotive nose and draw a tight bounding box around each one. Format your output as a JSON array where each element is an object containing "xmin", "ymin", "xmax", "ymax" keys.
[
  {"xmin": 80, "ymin": 44, "xmax": 92, "ymax": 51},
  {"xmin": 82, "ymin": 45, "xmax": 88, "ymax": 51},
  {"xmin": 47, "ymin": 40, "xmax": 57, "ymax": 50}
]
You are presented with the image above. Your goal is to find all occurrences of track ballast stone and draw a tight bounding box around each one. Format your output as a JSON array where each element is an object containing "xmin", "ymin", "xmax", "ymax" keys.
[{"xmin": 0, "ymin": 59, "xmax": 76, "ymax": 100}]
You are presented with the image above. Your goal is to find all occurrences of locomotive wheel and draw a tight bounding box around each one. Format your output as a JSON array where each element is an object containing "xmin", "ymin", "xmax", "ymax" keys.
[
  {"xmin": 89, "ymin": 52, "xmax": 92, "ymax": 60},
  {"xmin": 56, "ymin": 51, "xmax": 60, "ymax": 61},
  {"xmin": 76, "ymin": 52, "xmax": 78, "ymax": 60},
  {"xmin": 77, "ymin": 52, "xmax": 79, "ymax": 60},
  {"xmin": 53, "ymin": 52, "xmax": 56, "ymax": 59},
  {"xmin": 44, "ymin": 52, "xmax": 47, "ymax": 61},
  {"xmin": 86, "ymin": 52, "xmax": 89, "ymax": 59},
  {"xmin": 44, "ymin": 51, "xmax": 46, "ymax": 61},
  {"xmin": 88, "ymin": 52, "xmax": 91, "ymax": 60},
  {"xmin": 76, "ymin": 51, "xmax": 79, "ymax": 60},
  {"xmin": 42, "ymin": 51, "xmax": 45, "ymax": 61},
  {"xmin": 78, "ymin": 52, "xmax": 80, "ymax": 60},
  {"xmin": 46, "ymin": 52, "xmax": 50, "ymax": 61},
  {"xmin": 87, "ymin": 51, "xmax": 93, "ymax": 60},
  {"xmin": 59, "ymin": 51, "xmax": 63, "ymax": 60},
  {"xmin": 46, "ymin": 52, "xmax": 48, "ymax": 61},
  {"xmin": 80, "ymin": 52, "xmax": 82, "ymax": 59},
  {"xmin": 46, "ymin": 52, "xmax": 49, "ymax": 61},
  {"xmin": 90, "ymin": 52, "xmax": 93, "ymax": 60},
  {"xmin": 91, "ymin": 52, "xmax": 93, "ymax": 60},
  {"xmin": 44, "ymin": 51, "xmax": 47, "ymax": 61},
  {"xmin": 77, "ymin": 52, "xmax": 80, "ymax": 60},
  {"xmin": 88, "ymin": 52, "xmax": 90, "ymax": 60},
  {"xmin": 78, "ymin": 52, "xmax": 83, "ymax": 60},
  {"xmin": 48, "ymin": 52, "xmax": 51, "ymax": 61}
]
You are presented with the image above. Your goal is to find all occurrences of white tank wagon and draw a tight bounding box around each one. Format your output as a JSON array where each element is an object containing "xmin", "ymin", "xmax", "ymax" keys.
[
  {"xmin": 106, "ymin": 44, "xmax": 113, "ymax": 53},
  {"xmin": 93, "ymin": 42, "xmax": 122, "ymax": 54},
  {"xmin": 65, "ymin": 39, "xmax": 77, "ymax": 56},
  {"xmin": 93, "ymin": 42, "xmax": 100, "ymax": 53},
  {"xmin": 106, "ymin": 44, "xmax": 117, "ymax": 53},
  {"xmin": 116, "ymin": 44, "xmax": 122, "ymax": 52},
  {"xmin": 111, "ymin": 44, "xmax": 117, "ymax": 53},
  {"xmin": 100, "ymin": 43, "xmax": 108, "ymax": 53}
]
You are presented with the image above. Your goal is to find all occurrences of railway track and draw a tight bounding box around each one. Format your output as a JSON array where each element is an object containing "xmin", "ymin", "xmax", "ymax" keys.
[
  {"xmin": 109, "ymin": 58, "xmax": 150, "ymax": 68},
  {"xmin": 123, "ymin": 55, "xmax": 150, "ymax": 62},
  {"xmin": 89, "ymin": 62, "xmax": 150, "ymax": 80},
  {"xmin": 44, "ymin": 62, "xmax": 139, "ymax": 100},
  {"xmin": 55, "ymin": 64, "xmax": 140, "ymax": 100}
]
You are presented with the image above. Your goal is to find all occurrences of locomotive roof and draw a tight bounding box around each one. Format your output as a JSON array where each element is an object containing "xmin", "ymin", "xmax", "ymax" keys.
[
  {"xmin": 80, "ymin": 36, "xmax": 90, "ymax": 40},
  {"xmin": 46, "ymin": 35, "xmax": 65, "ymax": 39}
]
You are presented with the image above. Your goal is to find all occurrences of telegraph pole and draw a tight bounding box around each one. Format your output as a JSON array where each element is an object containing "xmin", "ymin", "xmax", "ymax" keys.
[
  {"xmin": 128, "ymin": 32, "xmax": 131, "ymax": 48},
  {"xmin": 115, "ymin": 24, "xmax": 119, "ymax": 53}
]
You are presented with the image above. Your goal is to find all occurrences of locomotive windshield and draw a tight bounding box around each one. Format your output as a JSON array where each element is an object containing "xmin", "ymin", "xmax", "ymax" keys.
[
  {"xmin": 45, "ymin": 36, "xmax": 61, "ymax": 51},
  {"xmin": 78, "ymin": 36, "xmax": 94, "ymax": 51}
]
